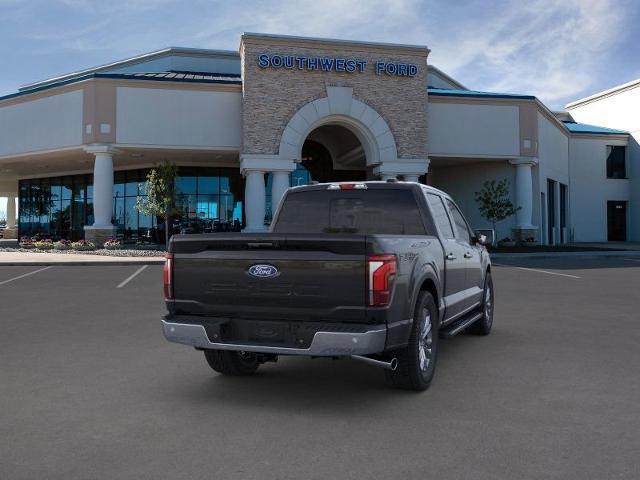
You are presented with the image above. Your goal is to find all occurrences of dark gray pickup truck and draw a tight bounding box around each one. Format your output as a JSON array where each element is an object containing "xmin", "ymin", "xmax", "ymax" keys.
[{"xmin": 162, "ymin": 181, "xmax": 493, "ymax": 390}]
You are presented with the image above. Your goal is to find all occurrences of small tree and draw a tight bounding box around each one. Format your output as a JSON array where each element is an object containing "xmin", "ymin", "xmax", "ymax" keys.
[
  {"xmin": 136, "ymin": 160, "xmax": 178, "ymax": 246},
  {"xmin": 474, "ymin": 179, "xmax": 520, "ymax": 241}
]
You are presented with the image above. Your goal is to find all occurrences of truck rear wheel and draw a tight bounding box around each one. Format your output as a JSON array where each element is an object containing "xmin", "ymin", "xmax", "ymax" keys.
[
  {"xmin": 468, "ymin": 271, "xmax": 494, "ymax": 335},
  {"xmin": 385, "ymin": 291, "xmax": 439, "ymax": 391},
  {"xmin": 204, "ymin": 350, "xmax": 260, "ymax": 376}
]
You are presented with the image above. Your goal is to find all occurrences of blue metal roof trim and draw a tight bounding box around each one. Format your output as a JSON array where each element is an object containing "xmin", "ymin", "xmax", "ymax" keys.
[
  {"xmin": 0, "ymin": 72, "xmax": 242, "ymax": 102},
  {"xmin": 562, "ymin": 121, "xmax": 628, "ymax": 135},
  {"xmin": 428, "ymin": 87, "xmax": 536, "ymax": 100}
]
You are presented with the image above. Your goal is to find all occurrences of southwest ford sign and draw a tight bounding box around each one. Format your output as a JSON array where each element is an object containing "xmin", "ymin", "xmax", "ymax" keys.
[{"xmin": 257, "ymin": 54, "xmax": 418, "ymax": 77}]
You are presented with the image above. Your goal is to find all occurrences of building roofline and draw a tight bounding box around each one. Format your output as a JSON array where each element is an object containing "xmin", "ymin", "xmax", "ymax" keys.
[
  {"xmin": 241, "ymin": 32, "xmax": 430, "ymax": 55},
  {"xmin": 19, "ymin": 47, "xmax": 240, "ymax": 92},
  {"xmin": 565, "ymin": 78, "xmax": 640, "ymax": 109},
  {"xmin": 2, "ymin": 72, "xmax": 241, "ymax": 104},
  {"xmin": 429, "ymin": 88, "xmax": 629, "ymax": 139},
  {"xmin": 428, "ymin": 88, "xmax": 535, "ymax": 100},
  {"xmin": 427, "ymin": 65, "xmax": 467, "ymax": 90}
]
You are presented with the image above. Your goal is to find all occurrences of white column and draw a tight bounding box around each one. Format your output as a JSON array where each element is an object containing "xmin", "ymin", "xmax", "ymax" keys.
[
  {"xmin": 271, "ymin": 171, "xmax": 290, "ymax": 213},
  {"xmin": 380, "ymin": 173, "xmax": 397, "ymax": 181},
  {"xmin": 403, "ymin": 174, "xmax": 420, "ymax": 183},
  {"xmin": 509, "ymin": 158, "xmax": 538, "ymax": 229},
  {"xmin": 6, "ymin": 195, "xmax": 16, "ymax": 229},
  {"xmin": 91, "ymin": 151, "xmax": 115, "ymax": 227},
  {"xmin": 244, "ymin": 170, "xmax": 266, "ymax": 231}
]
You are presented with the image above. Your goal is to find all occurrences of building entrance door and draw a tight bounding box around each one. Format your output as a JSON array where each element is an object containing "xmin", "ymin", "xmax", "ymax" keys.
[{"xmin": 607, "ymin": 201, "xmax": 627, "ymax": 241}]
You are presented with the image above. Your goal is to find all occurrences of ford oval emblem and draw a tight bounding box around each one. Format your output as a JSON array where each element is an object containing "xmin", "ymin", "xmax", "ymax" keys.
[{"xmin": 247, "ymin": 264, "xmax": 280, "ymax": 279}]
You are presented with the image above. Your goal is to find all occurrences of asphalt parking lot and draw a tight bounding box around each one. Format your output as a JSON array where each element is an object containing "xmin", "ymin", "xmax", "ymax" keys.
[{"xmin": 1, "ymin": 257, "xmax": 640, "ymax": 479}]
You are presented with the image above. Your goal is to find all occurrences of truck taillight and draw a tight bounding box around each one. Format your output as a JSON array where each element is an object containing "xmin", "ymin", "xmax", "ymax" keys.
[
  {"xmin": 163, "ymin": 253, "xmax": 174, "ymax": 300},
  {"xmin": 367, "ymin": 254, "xmax": 397, "ymax": 307}
]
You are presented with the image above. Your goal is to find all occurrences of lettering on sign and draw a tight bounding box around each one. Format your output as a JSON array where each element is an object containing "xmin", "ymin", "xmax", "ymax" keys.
[{"xmin": 258, "ymin": 54, "xmax": 418, "ymax": 77}]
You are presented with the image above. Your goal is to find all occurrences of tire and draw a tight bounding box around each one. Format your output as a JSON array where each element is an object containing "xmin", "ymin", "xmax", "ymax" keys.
[
  {"xmin": 203, "ymin": 349, "xmax": 260, "ymax": 376},
  {"xmin": 385, "ymin": 291, "xmax": 439, "ymax": 391},
  {"xmin": 468, "ymin": 271, "xmax": 494, "ymax": 335}
]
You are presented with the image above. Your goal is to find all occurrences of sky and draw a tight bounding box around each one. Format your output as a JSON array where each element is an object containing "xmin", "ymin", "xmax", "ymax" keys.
[
  {"xmin": 0, "ymin": 0, "xmax": 638, "ymax": 218},
  {"xmin": 1, "ymin": 0, "xmax": 639, "ymax": 107}
]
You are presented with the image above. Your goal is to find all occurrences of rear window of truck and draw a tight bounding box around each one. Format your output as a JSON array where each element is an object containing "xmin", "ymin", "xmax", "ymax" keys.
[{"xmin": 273, "ymin": 189, "xmax": 426, "ymax": 235}]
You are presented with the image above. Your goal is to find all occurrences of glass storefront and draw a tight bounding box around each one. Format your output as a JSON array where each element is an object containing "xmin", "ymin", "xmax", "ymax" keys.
[
  {"xmin": 19, "ymin": 167, "xmax": 245, "ymax": 243},
  {"xmin": 265, "ymin": 163, "xmax": 312, "ymax": 224}
]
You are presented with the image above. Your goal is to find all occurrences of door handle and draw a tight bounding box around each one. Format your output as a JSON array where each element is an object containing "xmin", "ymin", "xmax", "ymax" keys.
[
  {"xmin": 464, "ymin": 252, "xmax": 473, "ymax": 259},
  {"xmin": 446, "ymin": 253, "xmax": 457, "ymax": 261}
]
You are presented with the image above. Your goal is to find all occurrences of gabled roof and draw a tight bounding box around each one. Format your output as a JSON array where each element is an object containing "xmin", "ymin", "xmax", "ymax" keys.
[
  {"xmin": 427, "ymin": 65, "xmax": 467, "ymax": 90},
  {"xmin": 565, "ymin": 78, "xmax": 640, "ymax": 109},
  {"xmin": 19, "ymin": 47, "xmax": 240, "ymax": 92},
  {"xmin": 428, "ymin": 87, "xmax": 535, "ymax": 100},
  {"xmin": 562, "ymin": 121, "xmax": 628, "ymax": 135},
  {"xmin": 0, "ymin": 71, "xmax": 241, "ymax": 103}
]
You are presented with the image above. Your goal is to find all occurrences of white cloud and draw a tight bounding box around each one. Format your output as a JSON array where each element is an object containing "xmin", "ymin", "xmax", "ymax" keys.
[
  {"xmin": 4, "ymin": 0, "xmax": 635, "ymax": 108},
  {"xmin": 424, "ymin": 0, "xmax": 631, "ymax": 107}
]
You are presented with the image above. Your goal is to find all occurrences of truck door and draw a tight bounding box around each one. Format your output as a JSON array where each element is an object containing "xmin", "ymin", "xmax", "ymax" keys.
[
  {"xmin": 444, "ymin": 198, "xmax": 483, "ymax": 309},
  {"xmin": 426, "ymin": 193, "xmax": 468, "ymax": 320}
]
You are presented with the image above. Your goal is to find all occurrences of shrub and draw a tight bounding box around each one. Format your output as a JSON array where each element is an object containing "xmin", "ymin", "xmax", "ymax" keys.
[
  {"xmin": 19, "ymin": 236, "xmax": 35, "ymax": 249},
  {"xmin": 33, "ymin": 239, "xmax": 54, "ymax": 250},
  {"xmin": 103, "ymin": 238, "xmax": 123, "ymax": 250},
  {"xmin": 54, "ymin": 239, "xmax": 72, "ymax": 250},
  {"xmin": 71, "ymin": 240, "xmax": 96, "ymax": 251}
]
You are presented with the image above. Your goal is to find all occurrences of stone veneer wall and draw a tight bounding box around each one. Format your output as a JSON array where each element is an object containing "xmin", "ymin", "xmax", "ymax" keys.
[{"xmin": 240, "ymin": 36, "xmax": 429, "ymax": 160}]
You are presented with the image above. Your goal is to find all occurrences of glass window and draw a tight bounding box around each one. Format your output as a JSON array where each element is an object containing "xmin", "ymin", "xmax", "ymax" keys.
[
  {"xmin": 175, "ymin": 175, "xmax": 197, "ymax": 194},
  {"xmin": 113, "ymin": 196, "xmax": 125, "ymax": 230},
  {"xmin": 606, "ymin": 146, "xmax": 626, "ymax": 179},
  {"xmin": 274, "ymin": 189, "xmax": 426, "ymax": 235},
  {"xmin": 198, "ymin": 175, "xmax": 219, "ymax": 195},
  {"xmin": 61, "ymin": 177, "xmax": 73, "ymax": 200},
  {"xmin": 113, "ymin": 171, "xmax": 126, "ymax": 198},
  {"xmin": 87, "ymin": 175, "xmax": 94, "ymax": 200},
  {"xmin": 445, "ymin": 198, "xmax": 472, "ymax": 244},
  {"xmin": 426, "ymin": 193, "xmax": 454, "ymax": 239},
  {"xmin": 124, "ymin": 197, "xmax": 139, "ymax": 239},
  {"xmin": 125, "ymin": 170, "xmax": 139, "ymax": 196}
]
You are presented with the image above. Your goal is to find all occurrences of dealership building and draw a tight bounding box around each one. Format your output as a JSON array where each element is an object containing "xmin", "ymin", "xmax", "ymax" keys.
[{"xmin": 0, "ymin": 33, "xmax": 637, "ymax": 244}]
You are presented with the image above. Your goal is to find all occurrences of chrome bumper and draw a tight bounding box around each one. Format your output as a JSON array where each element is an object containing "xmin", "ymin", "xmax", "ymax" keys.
[{"xmin": 161, "ymin": 320, "xmax": 387, "ymax": 356}]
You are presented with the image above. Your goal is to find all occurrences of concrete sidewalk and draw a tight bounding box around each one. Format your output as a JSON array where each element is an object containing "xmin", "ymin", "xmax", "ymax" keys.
[
  {"xmin": 0, "ymin": 251, "xmax": 165, "ymax": 266},
  {"xmin": 491, "ymin": 249, "xmax": 640, "ymax": 260}
]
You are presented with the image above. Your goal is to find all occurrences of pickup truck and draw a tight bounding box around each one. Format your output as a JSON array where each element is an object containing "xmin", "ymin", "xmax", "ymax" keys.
[{"xmin": 162, "ymin": 181, "xmax": 493, "ymax": 390}]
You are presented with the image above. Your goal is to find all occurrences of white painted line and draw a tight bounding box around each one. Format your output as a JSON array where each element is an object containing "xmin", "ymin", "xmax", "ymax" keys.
[
  {"xmin": 0, "ymin": 266, "xmax": 53, "ymax": 286},
  {"xmin": 116, "ymin": 265, "xmax": 148, "ymax": 289},
  {"xmin": 493, "ymin": 263, "xmax": 581, "ymax": 279}
]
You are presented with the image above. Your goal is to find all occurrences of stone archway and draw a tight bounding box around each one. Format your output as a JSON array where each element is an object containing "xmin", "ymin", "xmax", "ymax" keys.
[{"xmin": 278, "ymin": 86, "xmax": 398, "ymax": 168}]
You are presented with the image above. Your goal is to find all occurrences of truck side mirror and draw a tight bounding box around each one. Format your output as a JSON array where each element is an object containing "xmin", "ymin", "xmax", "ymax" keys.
[{"xmin": 473, "ymin": 229, "xmax": 494, "ymax": 246}]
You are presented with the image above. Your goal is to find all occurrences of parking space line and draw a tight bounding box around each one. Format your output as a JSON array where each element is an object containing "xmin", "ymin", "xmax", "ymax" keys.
[
  {"xmin": 0, "ymin": 266, "xmax": 53, "ymax": 286},
  {"xmin": 116, "ymin": 265, "xmax": 148, "ymax": 289},
  {"xmin": 493, "ymin": 263, "xmax": 581, "ymax": 279}
]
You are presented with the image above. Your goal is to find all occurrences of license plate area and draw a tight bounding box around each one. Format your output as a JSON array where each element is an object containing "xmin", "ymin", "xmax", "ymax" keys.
[{"xmin": 247, "ymin": 321, "xmax": 286, "ymax": 343}]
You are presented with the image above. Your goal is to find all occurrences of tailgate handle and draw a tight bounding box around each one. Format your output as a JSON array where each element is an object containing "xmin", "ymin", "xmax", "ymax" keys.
[{"xmin": 247, "ymin": 242, "xmax": 275, "ymax": 248}]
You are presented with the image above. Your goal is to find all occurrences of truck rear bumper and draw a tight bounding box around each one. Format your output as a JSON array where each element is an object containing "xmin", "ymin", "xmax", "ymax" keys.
[{"xmin": 161, "ymin": 319, "xmax": 387, "ymax": 356}]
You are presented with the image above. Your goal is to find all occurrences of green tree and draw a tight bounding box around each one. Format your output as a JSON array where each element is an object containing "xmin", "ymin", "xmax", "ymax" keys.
[
  {"xmin": 135, "ymin": 161, "xmax": 178, "ymax": 245},
  {"xmin": 474, "ymin": 179, "xmax": 520, "ymax": 241}
]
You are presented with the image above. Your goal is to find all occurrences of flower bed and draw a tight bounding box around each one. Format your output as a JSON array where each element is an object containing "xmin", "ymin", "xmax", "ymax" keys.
[
  {"xmin": 103, "ymin": 238, "xmax": 123, "ymax": 250},
  {"xmin": 70, "ymin": 240, "xmax": 96, "ymax": 251},
  {"xmin": 54, "ymin": 239, "xmax": 72, "ymax": 250}
]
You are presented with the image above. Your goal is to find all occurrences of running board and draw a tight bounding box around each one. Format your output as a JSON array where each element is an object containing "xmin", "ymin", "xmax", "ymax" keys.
[{"xmin": 439, "ymin": 312, "xmax": 483, "ymax": 338}]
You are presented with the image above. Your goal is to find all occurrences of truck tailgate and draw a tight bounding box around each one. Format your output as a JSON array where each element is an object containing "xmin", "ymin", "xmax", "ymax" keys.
[{"xmin": 170, "ymin": 234, "xmax": 367, "ymax": 322}]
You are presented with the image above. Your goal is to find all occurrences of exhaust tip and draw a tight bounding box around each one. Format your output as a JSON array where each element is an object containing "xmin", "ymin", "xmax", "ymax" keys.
[{"xmin": 390, "ymin": 358, "xmax": 398, "ymax": 371}]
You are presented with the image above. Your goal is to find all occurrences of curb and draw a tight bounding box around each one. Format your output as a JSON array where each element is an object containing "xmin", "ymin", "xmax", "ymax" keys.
[
  {"xmin": 491, "ymin": 251, "xmax": 640, "ymax": 260},
  {"xmin": 0, "ymin": 259, "xmax": 165, "ymax": 266}
]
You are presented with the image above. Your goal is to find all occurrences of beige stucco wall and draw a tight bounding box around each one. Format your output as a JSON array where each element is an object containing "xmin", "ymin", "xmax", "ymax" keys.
[{"xmin": 240, "ymin": 35, "xmax": 429, "ymax": 160}]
